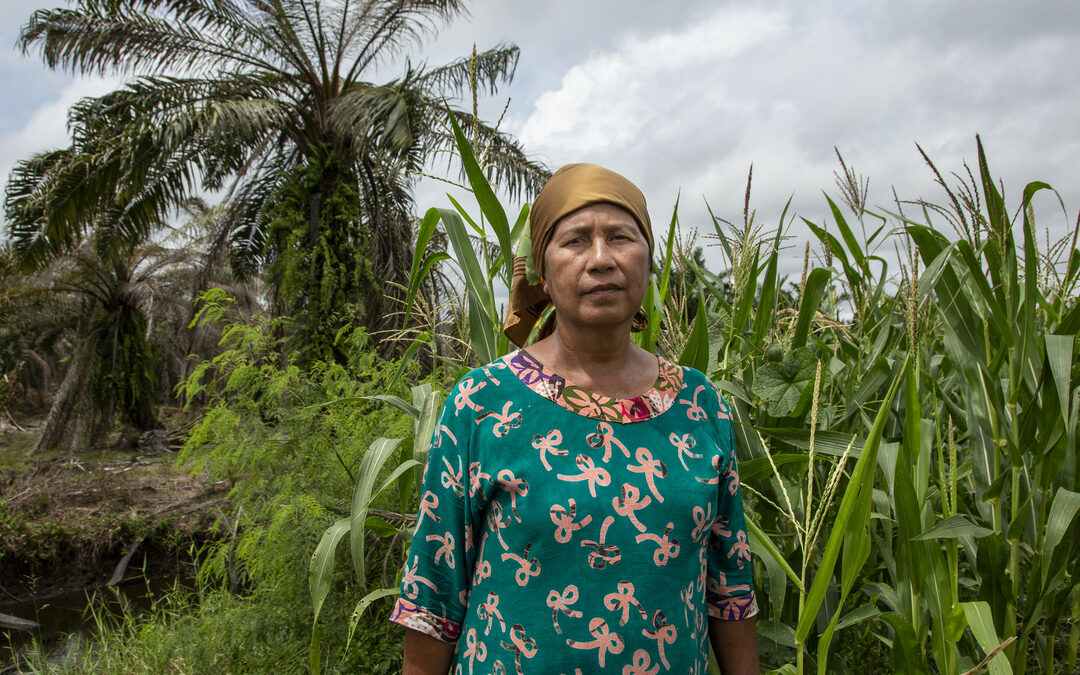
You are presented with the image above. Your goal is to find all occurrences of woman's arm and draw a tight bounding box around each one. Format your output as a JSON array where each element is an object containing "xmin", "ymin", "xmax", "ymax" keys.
[
  {"xmin": 709, "ymin": 616, "xmax": 758, "ymax": 674},
  {"xmin": 402, "ymin": 627, "xmax": 455, "ymax": 675}
]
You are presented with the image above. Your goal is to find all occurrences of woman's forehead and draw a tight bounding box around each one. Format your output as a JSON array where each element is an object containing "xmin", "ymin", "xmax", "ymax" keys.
[{"xmin": 553, "ymin": 202, "xmax": 639, "ymax": 232}]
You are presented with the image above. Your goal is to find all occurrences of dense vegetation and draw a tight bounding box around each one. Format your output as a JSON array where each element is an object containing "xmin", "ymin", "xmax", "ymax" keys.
[{"xmin": 2, "ymin": 3, "xmax": 1078, "ymax": 675}]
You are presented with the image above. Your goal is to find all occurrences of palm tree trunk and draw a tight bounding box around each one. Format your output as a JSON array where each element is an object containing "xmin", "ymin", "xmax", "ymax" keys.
[{"xmin": 32, "ymin": 329, "xmax": 93, "ymax": 455}]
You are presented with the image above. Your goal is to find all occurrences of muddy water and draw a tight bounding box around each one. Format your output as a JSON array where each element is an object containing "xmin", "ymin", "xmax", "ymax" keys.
[{"xmin": 1, "ymin": 574, "xmax": 191, "ymax": 668}]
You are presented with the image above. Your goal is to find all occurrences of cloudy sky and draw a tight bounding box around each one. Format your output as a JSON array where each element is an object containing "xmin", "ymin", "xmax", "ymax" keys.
[{"xmin": 2, "ymin": 0, "xmax": 1078, "ymax": 282}]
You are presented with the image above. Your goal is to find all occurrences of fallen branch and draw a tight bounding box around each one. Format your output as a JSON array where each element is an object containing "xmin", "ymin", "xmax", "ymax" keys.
[
  {"xmin": 960, "ymin": 635, "xmax": 1017, "ymax": 675},
  {"xmin": 1, "ymin": 406, "xmax": 26, "ymax": 432},
  {"xmin": 0, "ymin": 612, "xmax": 40, "ymax": 631},
  {"xmin": 107, "ymin": 536, "xmax": 146, "ymax": 586}
]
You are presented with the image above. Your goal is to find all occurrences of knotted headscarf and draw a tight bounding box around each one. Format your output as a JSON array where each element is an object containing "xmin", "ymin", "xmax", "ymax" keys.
[{"xmin": 503, "ymin": 163, "xmax": 653, "ymax": 347}]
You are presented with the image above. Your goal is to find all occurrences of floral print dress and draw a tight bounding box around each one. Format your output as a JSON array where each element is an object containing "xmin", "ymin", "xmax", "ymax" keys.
[{"xmin": 390, "ymin": 350, "xmax": 757, "ymax": 674}]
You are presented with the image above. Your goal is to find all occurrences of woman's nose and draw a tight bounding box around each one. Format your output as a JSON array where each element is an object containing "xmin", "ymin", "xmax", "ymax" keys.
[{"xmin": 586, "ymin": 238, "xmax": 615, "ymax": 269}]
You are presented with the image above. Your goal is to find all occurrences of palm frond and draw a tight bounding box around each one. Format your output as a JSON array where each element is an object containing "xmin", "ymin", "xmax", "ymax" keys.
[{"xmin": 416, "ymin": 43, "xmax": 519, "ymax": 96}]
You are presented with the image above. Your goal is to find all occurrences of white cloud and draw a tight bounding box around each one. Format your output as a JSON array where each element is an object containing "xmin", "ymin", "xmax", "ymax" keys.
[
  {"xmin": 519, "ymin": 7, "xmax": 788, "ymax": 155},
  {"xmin": 509, "ymin": 1, "xmax": 1080, "ymax": 283},
  {"xmin": 0, "ymin": 76, "xmax": 122, "ymax": 191}
]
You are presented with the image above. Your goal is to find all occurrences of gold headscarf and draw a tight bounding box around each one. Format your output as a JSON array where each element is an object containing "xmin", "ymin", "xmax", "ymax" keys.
[{"xmin": 503, "ymin": 163, "xmax": 653, "ymax": 347}]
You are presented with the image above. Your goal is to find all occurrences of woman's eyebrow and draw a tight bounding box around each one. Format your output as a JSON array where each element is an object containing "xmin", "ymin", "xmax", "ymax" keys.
[{"xmin": 557, "ymin": 222, "xmax": 638, "ymax": 237}]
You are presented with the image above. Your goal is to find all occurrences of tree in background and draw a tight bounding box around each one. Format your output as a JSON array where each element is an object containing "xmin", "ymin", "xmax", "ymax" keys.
[
  {"xmin": 8, "ymin": 0, "xmax": 547, "ymax": 362},
  {"xmin": 16, "ymin": 237, "xmax": 204, "ymax": 454}
]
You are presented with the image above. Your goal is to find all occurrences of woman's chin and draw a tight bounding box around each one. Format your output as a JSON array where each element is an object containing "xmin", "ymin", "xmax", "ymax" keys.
[{"xmin": 567, "ymin": 311, "xmax": 637, "ymax": 331}]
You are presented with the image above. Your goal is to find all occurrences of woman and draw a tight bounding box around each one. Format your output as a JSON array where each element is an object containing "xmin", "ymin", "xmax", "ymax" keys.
[{"xmin": 391, "ymin": 164, "xmax": 758, "ymax": 674}]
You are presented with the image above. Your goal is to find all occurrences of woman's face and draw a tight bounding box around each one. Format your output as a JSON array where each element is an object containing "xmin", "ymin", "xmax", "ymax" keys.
[{"xmin": 542, "ymin": 202, "xmax": 651, "ymax": 333}]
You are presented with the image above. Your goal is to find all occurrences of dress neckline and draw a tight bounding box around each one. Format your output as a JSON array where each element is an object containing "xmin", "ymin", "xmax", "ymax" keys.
[{"xmin": 501, "ymin": 349, "xmax": 683, "ymax": 424}]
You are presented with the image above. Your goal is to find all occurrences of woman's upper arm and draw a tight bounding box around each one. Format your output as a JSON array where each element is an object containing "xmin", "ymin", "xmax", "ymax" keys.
[{"xmin": 402, "ymin": 626, "xmax": 456, "ymax": 675}]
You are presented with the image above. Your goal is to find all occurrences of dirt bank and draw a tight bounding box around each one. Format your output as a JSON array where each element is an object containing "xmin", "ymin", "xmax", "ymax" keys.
[{"xmin": 0, "ymin": 417, "xmax": 229, "ymax": 603}]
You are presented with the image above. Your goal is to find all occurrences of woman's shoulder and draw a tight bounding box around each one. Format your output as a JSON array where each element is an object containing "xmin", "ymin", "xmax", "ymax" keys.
[
  {"xmin": 445, "ymin": 352, "xmax": 523, "ymax": 396},
  {"xmin": 673, "ymin": 362, "xmax": 713, "ymax": 390},
  {"xmin": 673, "ymin": 364, "xmax": 735, "ymax": 420}
]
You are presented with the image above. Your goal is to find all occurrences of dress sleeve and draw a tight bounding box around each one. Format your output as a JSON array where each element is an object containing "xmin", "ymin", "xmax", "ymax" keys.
[
  {"xmin": 706, "ymin": 392, "xmax": 759, "ymax": 621},
  {"xmin": 389, "ymin": 378, "xmax": 477, "ymax": 643}
]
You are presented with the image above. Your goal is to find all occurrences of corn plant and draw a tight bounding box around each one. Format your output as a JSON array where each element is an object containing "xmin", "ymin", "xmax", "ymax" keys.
[
  {"xmin": 683, "ymin": 139, "xmax": 1079, "ymax": 674},
  {"xmin": 307, "ymin": 383, "xmax": 440, "ymax": 673},
  {"xmin": 403, "ymin": 111, "xmax": 530, "ymax": 370}
]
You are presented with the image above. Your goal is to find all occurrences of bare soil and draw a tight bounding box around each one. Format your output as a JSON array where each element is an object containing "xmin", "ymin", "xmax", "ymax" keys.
[{"xmin": 0, "ymin": 414, "xmax": 228, "ymax": 604}]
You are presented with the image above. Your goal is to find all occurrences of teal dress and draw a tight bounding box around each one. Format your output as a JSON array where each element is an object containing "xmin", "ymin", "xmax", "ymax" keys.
[{"xmin": 390, "ymin": 350, "xmax": 757, "ymax": 674}]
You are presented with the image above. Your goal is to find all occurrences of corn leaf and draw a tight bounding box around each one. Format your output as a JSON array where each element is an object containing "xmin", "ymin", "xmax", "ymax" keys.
[
  {"xmin": 794, "ymin": 268, "xmax": 831, "ymax": 349},
  {"xmin": 795, "ymin": 359, "xmax": 904, "ymax": 644},
  {"xmin": 912, "ymin": 515, "xmax": 994, "ymax": 541},
  {"xmin": 403, "ymin": 207, "xmax": 445, "ymax": 326},
  {"xmin": 678, "ymin": 291, "xmax": 710, "ymax": 372},
  {"xmin": 349, "ymin": 437, "xmax": 404, "ymax": 585},
  {"xmin": 1040, "ymin": 488, "xmax": 1080, "ymax": 584},
  {"xmin": 746, "ymin": 515, "xmax": 802, "ymax": 590},
  {"xmin": 658, "ymin": 194, "xmax": 680, "ymax": 303},
  {"xmin": 961, "ymin": 601, "xmax": 1012, "ymax": 675},
  {"xmin": 445, "ymin": 107, "xmax": 512, "ymax": 259}
]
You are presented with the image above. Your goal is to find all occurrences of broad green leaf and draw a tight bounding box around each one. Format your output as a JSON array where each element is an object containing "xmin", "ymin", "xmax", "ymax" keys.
[
  {"xmin": 752, "ymin": 199, "xmax": 790, "ymax": 346},
  {"xmin": 446, "ymin": 108, "xmax": 512, "ymax": 256},
  {"xmin": 1041, "ymin": 488, "xmax": 1080, "ymax": 583},
  {"xmin": 961, "ymin": 601, "xmax": 1012, "ymax": 675},
  {"xmin": 746, "ymin": 516, "xmax": 802, "ymax": 590},
  {"xmin": 879, "ymin": 613, "xmax": 923, "ymax": 673},
  {"xmin": 687, "ymin": 259, "xmax": 733, "ymax": 317},
  {"xmin": 633, "ymin": 281, "xmax": 661, "ymax": 352},
  {"xmin": 803, "ymin": 218, "xmax": 851, "ymax": 271},
  {"xmin": 835, "ymin": 603, "xmax": 882, "ymax": 632},
  {"xmin": 912, "ymin": 514, "xmax": 994, "ymax": 541},
  {"xmin": 349, "ymin": 437, "xmax": 404, "ymax": 585},
  {"xmin": 403, "ymin": 208, "xmax": 444, "ymax": 326},
  {"xmin": 739, "ymin": 454, "xmax": 807, "ymax": 480},
  {"xmin": 712, "ymin": 379, "xmax": 751, "ymax": 403},
  {"xmin": 392, "ymin": 333, "xmax": 432, "ymax": 388},
  {"xmin": 370, "ymin": 459, "xmax": 422, "ymax": 503},
  {"xmin": 446, "ymin": 191, "xmax": 486, "ymax": 237},
  {"xmin": 363, "ymin": 515, "xmax": 399, "ymax": 538},
  {"xmin": 361, "ymin": 394, "xmax": 419, "ymax": 419},
  {"xmin": 729, "ymin": 248, "xmax": 759, "ymax": 341},
  {"xmin": 658, "ymin": 194, "xmax": 680, "ymax": 303},
  {"xmin": 309, "ymin": 517, "xmax": 350, "ymax": 643},
  {"xmin": 1045, "ymin": 334, "xmax": 1074, "ymax": 423},
  {"xmin": 758, "ymin": 622, "xmax": 797, "ymax": 650},
  {"xmin": 344, "ymin": 587, "xmax": 402, "ymax": 653},
  {"xmin": 411, "ymin": 384, "xmax": 443, "ymax": 469},
  {"xmin": 440, "ymin": 206, "xmax": 499, "ymax": 362},
  {"xmin": 794, "ymin": 268, "xmax": 831, "ymax": 349},
  {"xmin": 827, "ymin": 195, "xmax": 866, "ymax": 270},
  {"xmin": 678, "ymin": 291, "xmax": 710, "ymax": 372},
  {"xmin": 953, "ymin": 239, "xmax": 1012, "ymax": 345},
  {"xmin": 756, "ymin": 427, "xmax": 859, "ymax": 458},
  {"xmin": 751, "ymin": 531, "xmax": 789, "ymax": 617},
  {"xmin": 752, "ymin": 347, "xmax": 818, "ymax": 417}
]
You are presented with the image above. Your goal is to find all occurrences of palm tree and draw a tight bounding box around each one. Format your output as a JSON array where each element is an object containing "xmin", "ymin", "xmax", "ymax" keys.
[
  {"xmin": 0, "ymin": 245, "xmax": 78, "ymax": 415},
  {"xmin": 23, "ymin": 237, "xmax": 206, "ymax": 454},
  {"xmin": 9, "ymin": 0, "xmax": 546, "ymax": 360}
]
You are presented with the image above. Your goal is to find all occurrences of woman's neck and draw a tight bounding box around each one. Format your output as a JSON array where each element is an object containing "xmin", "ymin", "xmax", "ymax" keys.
[{"xmin": 526, "ymin": 325, "xmax": 657, "ymax": 399}]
